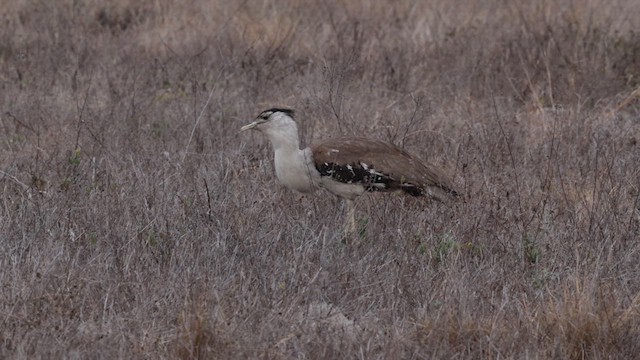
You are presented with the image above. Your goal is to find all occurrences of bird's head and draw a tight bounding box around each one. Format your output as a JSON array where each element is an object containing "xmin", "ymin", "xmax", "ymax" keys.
[
  {"xmin": 241, "ymin": 108, "xmax": 297, "ymax": 134},
  {"xmin": 241, "ymin": 107, "xmax": 302, "ymax": 150}
]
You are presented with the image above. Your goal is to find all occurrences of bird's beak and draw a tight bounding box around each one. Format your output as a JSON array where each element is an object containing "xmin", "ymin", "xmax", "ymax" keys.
[{"xmin": 240, "ymin": 120, "xmax": 263, "ymax": 131}]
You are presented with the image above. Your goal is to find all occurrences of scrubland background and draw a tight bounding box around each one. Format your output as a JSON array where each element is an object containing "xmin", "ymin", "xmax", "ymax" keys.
[{"xmin": 1, "ymin": 0, "xmax": 639, "ymax": 358}]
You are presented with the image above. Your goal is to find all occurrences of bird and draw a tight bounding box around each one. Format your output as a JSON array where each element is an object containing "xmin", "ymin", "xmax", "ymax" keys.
[{"xmin": 241, "ymin": 107, "xmax": 460, "ymax": 236}]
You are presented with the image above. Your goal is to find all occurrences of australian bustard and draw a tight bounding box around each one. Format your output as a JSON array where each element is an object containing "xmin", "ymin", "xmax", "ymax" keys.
[{"xmin": 241, "ymin": 108, "xmax": 460, "ymax": 235}]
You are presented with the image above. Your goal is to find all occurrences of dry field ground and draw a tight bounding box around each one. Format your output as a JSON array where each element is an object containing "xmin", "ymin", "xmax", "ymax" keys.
[{"xmin": 1, "ymin": 0, "xmax": 640, "ymax": 358}]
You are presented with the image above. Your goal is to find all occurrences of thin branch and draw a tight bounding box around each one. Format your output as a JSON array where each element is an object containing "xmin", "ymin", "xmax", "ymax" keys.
[
  {"xmin": 492, "ymin": 95, "xmax": 525, "ymax": 235},
  {"xmin": 181, "ymin": 76, "xmax": 216, "ymax": 165},
  {"xmin": 0, "ymin": 169, "xmax": 30, "ymax": 190}
]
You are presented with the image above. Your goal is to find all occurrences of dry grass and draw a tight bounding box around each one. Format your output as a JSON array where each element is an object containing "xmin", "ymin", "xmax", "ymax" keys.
[{"xmin": 1, "ymin": 0, "xmax": 639, "ymax": 358}]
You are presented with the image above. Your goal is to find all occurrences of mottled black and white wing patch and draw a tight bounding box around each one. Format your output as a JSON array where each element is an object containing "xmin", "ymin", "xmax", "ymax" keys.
[{"xmin": 316, "ymin": 161, "xmax": 395, "ymax": 192}]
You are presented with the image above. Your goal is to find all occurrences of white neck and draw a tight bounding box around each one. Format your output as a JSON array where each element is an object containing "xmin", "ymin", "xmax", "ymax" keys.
[
  {"xmin": 261, "ymin": 126, "xmax": 318, "ymax": 194},
  {"xmin": 262, "ymin": 125, "xmax": 301, "ymax": 152}
]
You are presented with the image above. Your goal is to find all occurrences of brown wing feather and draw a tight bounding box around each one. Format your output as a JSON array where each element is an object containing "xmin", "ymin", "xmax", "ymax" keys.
[{"xmin": 312, "ymin": 137, "xmax": 459, "ymax": 200}]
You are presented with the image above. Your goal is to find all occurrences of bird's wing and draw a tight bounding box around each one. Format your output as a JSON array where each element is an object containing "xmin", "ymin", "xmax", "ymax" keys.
[{"xmin": 311, "ymin": 137, "xmax": 459, "ymax": 198}]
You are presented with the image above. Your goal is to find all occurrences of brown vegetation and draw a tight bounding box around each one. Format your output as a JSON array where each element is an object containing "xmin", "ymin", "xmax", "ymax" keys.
[{"xmin": 1, "ymin": 0, "xmax": 639, "ymax": 358}]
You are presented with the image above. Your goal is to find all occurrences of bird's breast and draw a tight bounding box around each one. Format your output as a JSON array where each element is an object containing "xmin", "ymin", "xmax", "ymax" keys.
[{"xmin": 273, "ymin": 148, "xmax": 318, "ymax": 193}]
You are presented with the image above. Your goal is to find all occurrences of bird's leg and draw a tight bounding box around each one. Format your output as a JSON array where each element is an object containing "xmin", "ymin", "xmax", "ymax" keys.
[{"xmin": 343, "ymin": 199, "xmax": 357, "ymax": 240}]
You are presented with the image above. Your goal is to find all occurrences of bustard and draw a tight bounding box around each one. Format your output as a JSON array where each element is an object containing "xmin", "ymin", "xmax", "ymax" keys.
[{"xmin": 241, "ymin": 108, "xmax": 459, "ymax": 235}]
